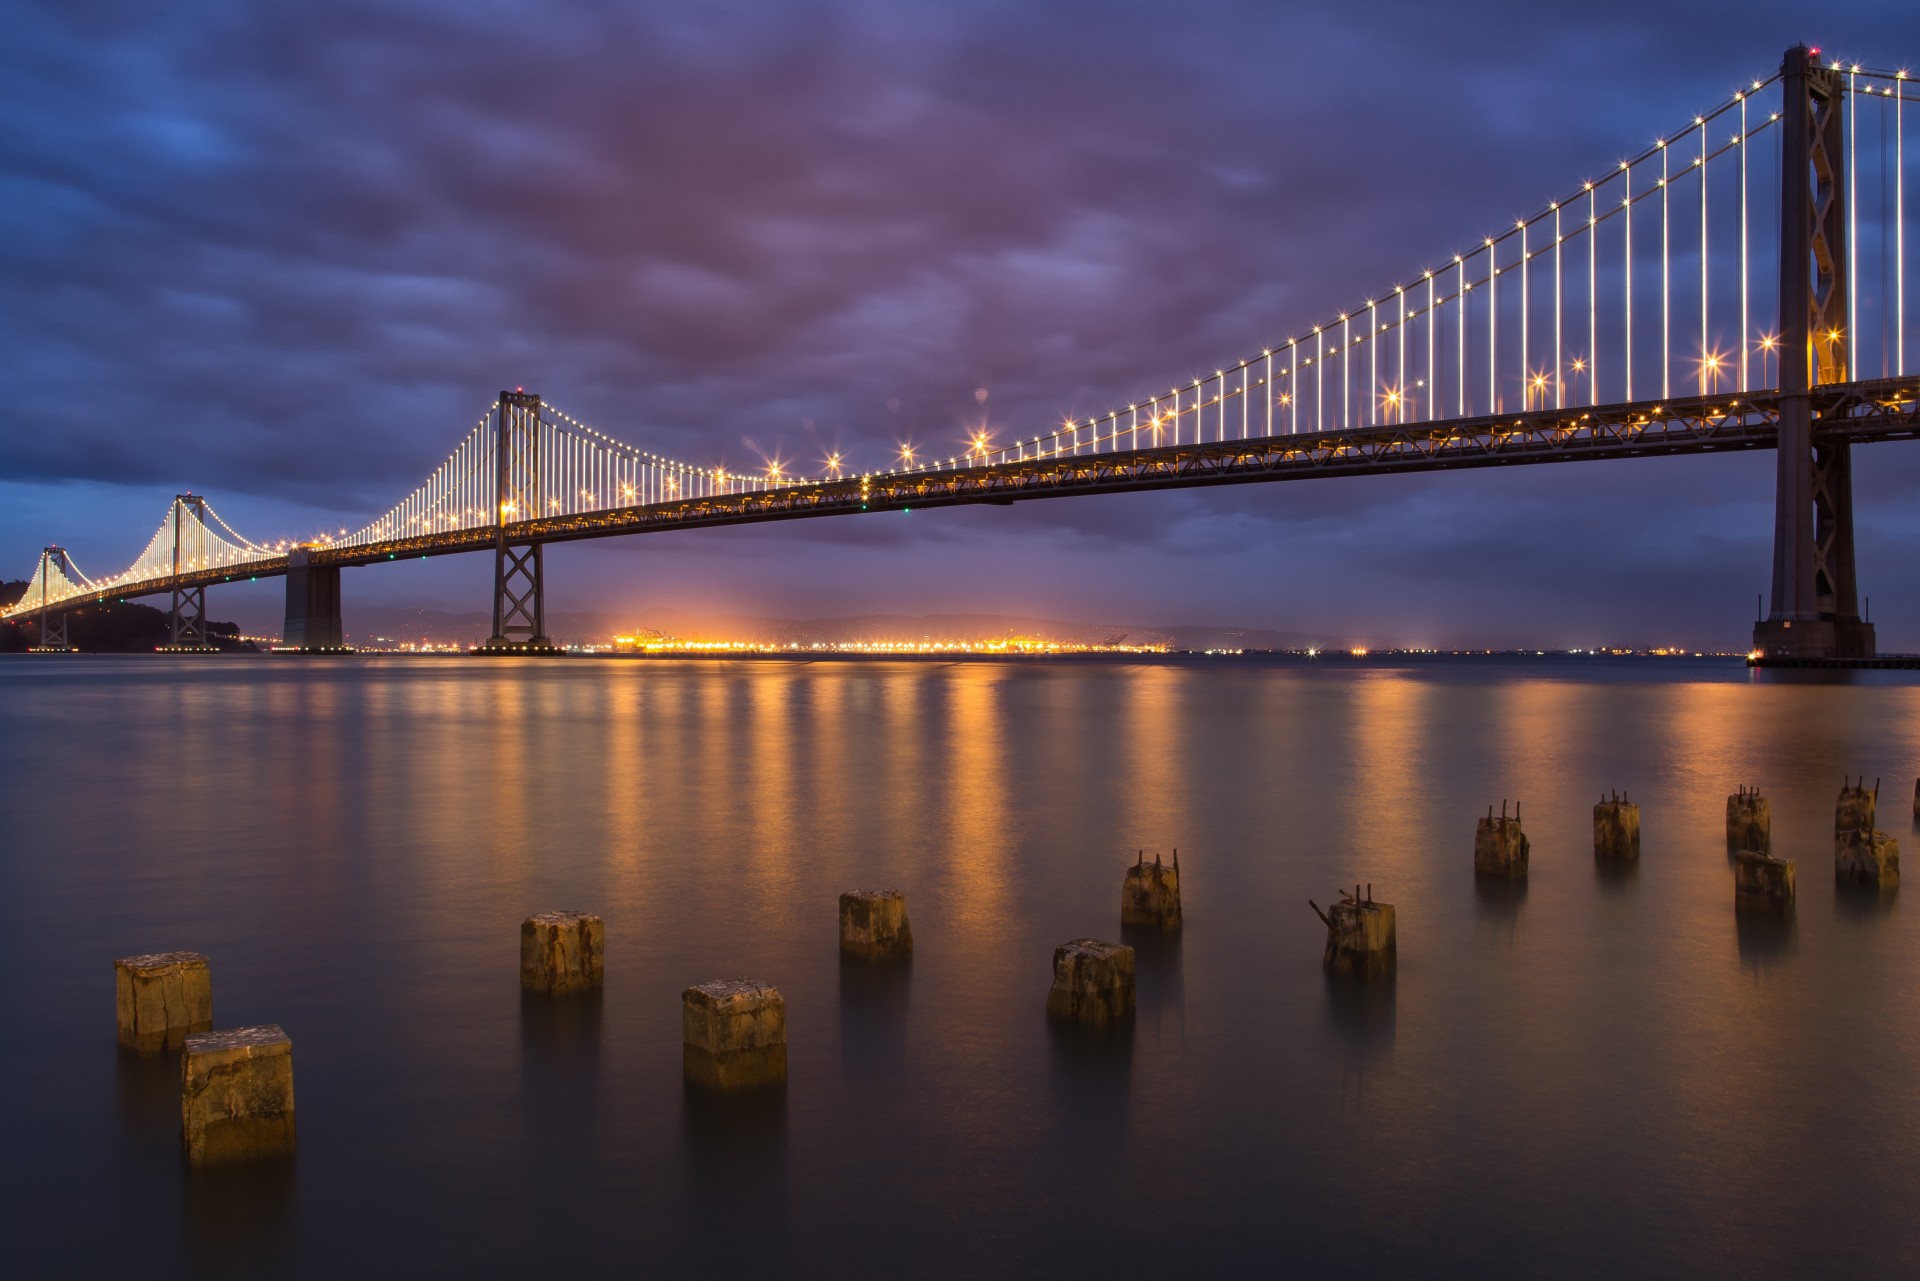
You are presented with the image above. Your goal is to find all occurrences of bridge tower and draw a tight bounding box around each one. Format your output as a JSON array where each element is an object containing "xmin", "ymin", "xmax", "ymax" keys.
[
  {"xmin": 166, "ymin": 493, "xmax": 216, "ymax": 652},
  {"xmin": 477, "ymin": 389, "xmax": 557, "ymax": 654},
  {"xmin": 30, "ymin": 546, "xmax": 77, "ymax": 652},
  {"xmin": 1752, "ymin": 45, "xmax": 1875, "ymax": 661}
]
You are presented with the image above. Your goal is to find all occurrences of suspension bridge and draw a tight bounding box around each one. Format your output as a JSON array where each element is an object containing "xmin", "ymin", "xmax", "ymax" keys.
[{"xmin": 6, "ymin": 46, "xmax": 1917, "ymax": 661}]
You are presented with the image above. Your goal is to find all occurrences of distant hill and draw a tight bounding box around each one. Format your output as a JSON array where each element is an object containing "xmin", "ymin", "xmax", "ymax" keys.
[{"xmin": 0, "ymin": 580, "xmax": 252, "ymax": 653}]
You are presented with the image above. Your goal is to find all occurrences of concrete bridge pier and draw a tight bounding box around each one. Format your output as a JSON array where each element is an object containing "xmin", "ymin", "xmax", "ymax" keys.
[{"xmin": 280, "ymin": 550, "xmax": 350, "ymax": 653}]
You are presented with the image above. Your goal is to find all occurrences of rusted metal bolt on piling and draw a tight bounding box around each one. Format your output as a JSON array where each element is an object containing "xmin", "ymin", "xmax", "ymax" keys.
[
  {"xmin": 1835, "ymin": 777, "xmax": 1899, "ymax": 889},
  {"xmin": 1309, "ymin": 883, "xmax": 1396, "ymax": 977},
  {"xmin": 1594, "ymin": 790, "xmax": 1641, "ymax": 862},
  {"xmin": 1727, "ymin": 785, "xmax": 1770, "ymax": 853},
  {"xmin": 1121, "ymin": 849, "xmax": 1182, "ymax": 930},
  {"xmin": 1474, "ymin": 801, "xmax": 1529, "ymax": 879}
]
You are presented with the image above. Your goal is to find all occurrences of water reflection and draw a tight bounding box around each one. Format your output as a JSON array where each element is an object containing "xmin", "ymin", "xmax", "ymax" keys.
[
  {"xmin": 1121, "ymin": 928, "xmax": 1184, "ymax": 1047},
  {"xmin": 1833, "ymin": 881, "xmax": 1900, "ymax": 922},
  {"xmin": 1322, "ymin": 969, "xmax": 1396, "ymax": 1087},
  {"xmin": 519, "ymin": 989, "xmax": 603, "ymax": 1163},
  {"xmin": 838, "ymin": 956, "xmax": 912, "ymax": 1080},
  {"xmin": 1472, "ymin": 876, "xmax": 1529, "ymax": 940},
  {"xmin": 1733, "ymin": 908, "xmax": 1797, "ymax": 972},
  {"xmin": 678, "ymin": 1088, "xmax": 789, "ymax": 1271},
  {"xmin": 182, "ymin": 1152, "xmax": 298, "ymax": 1275},
  {"xmin": 1593, "ymin": 856, "xmax": 1639, "ymax": 892},
  {"xmin": 115, "ymin": 1048, "xmax": 179, "ymax": 1152},
  {"xmin": 12, "ymin": 655, "xmax": 1920, "ymax": 1276},
  {"xmin": 1045, "ymin": 1016, "xmax": 1133, "ymax": 1163}
]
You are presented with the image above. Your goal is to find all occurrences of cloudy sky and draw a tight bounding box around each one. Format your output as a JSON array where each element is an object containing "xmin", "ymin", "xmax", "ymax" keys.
[{"xmin": 5, "ymin": 0, "xmax": 1919, "ymax": 647}]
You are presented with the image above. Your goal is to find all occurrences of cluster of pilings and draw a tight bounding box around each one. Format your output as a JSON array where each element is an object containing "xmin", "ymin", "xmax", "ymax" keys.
[
  {"xmin": 114, "ymin": 856, "xmax": 1180, "ymax": 1169},
  {"xmin": 113, "ymin": 952, "xmax": 294, "ymax": 1167},
  {"xmin": 115, "ymin": 772, "xmax": 1910, "ymax": 1166}
]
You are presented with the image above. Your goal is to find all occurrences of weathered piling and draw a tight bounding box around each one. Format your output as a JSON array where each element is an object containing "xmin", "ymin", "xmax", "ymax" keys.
[
  {"xmin": 682, "ymin": 980, "xmax": 787, "ymax": 1091},
  {"xmin": 839, "ymin": 889, "xmax": 913, "ymax": 962},
  {"xmin": 1912, "ymin": 777, "xmax": 1919, "ymax": 821},
  {"xmin": 181, "ymin": 1025, "xmax": 296, "ymax": 1165},
  {"xmin": 1310, "ymin": 884, "xmax": 1396, "ymax": 977},
  {"xmin": 1836, "ymin": 827, "xmax": 1900, "ymax": 889},
  {"xmin": 1045, "ymin": 939, "xmax": 1135, "ymax": 1027},
  {"xmin": 1593, "ymin": 791, "xmax": 1641, "ymax": 861},
  {"xmin": 1120, "ymin": 849, "xmax": 1183, "ymax": 930},
  {"xmin": 1726, "ymin": 786, "xmax": 1770, "ymax": 853},
  {"xmin": 1836, "ymin": 777, "xmax": 1878, "ymax": 840},
  {"xmin": 1734, "ymin": 850, "xmax": 1796, "ymax": 910},
  {"xmin": 1474, "ymin": 802, "xmax": 1529, "ymax": 878},
  {"xmin": 520, "ymin": 911, "xmax": 604, "ymax": 995},
  {"xmin": 115, "ymin": 951, "xmax": 212, "ymax": 1054}
]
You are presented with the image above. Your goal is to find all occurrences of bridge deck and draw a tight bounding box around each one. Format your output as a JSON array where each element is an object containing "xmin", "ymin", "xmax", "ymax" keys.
[{"xmin": 14, "ymin": 378, "xmax": 1918, "ymax": 616}]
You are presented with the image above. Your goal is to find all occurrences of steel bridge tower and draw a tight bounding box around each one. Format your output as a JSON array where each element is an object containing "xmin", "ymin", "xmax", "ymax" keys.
[
  {"xmin": 477, "ymin": 389, "xmax": 557, "ymax": 654},
  {"xmin": 165, "ymin": 493, "xmax": 217, "ymax": 651},
  {"xmin": 29, "ymin": 546, "xmax": 77, "ymax": 651},
  {"xmin": 1753, "ymin": 45, "xmax": 1875, "ymax": 661}
]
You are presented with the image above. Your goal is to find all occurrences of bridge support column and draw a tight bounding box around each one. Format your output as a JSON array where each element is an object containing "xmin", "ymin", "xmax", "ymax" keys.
[
  {"xmin": 475, "ymin": 389, "xmax": 561, "ymax": 655},
  {"xmin": 280, "ymin": 550, "xmax": 350, "ymax": 653},
  {"xmin": 33, "ymin": 607, "xmax": 70, "ymax": 652},
  {"xmin": 163, "ymin": 495, "xmax": 219, "ymax": 652},
  {"xmin": 166, "ymin": 584, "xmax": 212, "ymax": 652},
  {"xmin": 1753, "ymin": 45, "xmax": 1875, "ymax": 661},
  {"xmin": 29, "ymin": 545, "xmax": 76, "ymax": 652}
]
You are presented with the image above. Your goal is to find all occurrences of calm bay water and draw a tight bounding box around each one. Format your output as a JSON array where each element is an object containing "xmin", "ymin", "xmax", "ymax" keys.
[{"xmin": 3, "ymin": 654, "xmax": 1919, "ymax": 1278}]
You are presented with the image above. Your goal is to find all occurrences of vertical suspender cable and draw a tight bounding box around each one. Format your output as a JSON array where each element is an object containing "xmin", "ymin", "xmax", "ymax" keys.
[
  {"xmin": 1521, "ymin": 223, "xmax": 1530, "ymax": 405},
  {"xmin": 1702, "ymin": 122, "xmax": 1710, "ymax": 393},
  {"xmin": 1741, "ymin": 92, "xmax": 1750, "ymax": 389},
  {"xmin": 1487, "ymin": 241, "xmax": 1497, "ymax": 413},
  {"xmin": 1554, "ymin": 205, "xmax": 1562, "ymax": 408},
  {"xmin": 1457, "ymin": 259, "xmax": 1466, "ymax": 417},
  {"xmin": 1626, "ymin": 165, "xmax": 1635, "ymax": 400},
  {"xmin": 1849, "ymin": 68, "xmax": 1859, "ymax": 382},
  {"xmin": 1427, "ymin": 273, "xmax": 1436, "ymax": 421},
  {"xmin": 1662, "ymin": 141, "xmax": 1670, "ymax": 399},
  {"xmin": 1589, "ymin": 186, "xmax": 1598, "ymax": 405}
]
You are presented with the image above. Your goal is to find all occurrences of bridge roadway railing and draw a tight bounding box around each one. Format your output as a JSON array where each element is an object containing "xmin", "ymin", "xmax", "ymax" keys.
[{"xmin": 13, "ymin": 377, "xmax": 1918, "ymax": 617}]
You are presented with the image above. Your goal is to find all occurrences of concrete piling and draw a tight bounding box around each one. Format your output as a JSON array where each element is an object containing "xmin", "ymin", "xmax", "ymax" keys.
[
  {"xmin": 1734, "ymin": 850, "xmax": 1796, "ymax": 910},
  {"xmin": 115, "ymin": 952, "xmax": 212, "ymax": 1055},
  {"xmin": 1912, "ymin": 777, "xmax": 1919, "ymax": 821},
  {"xmin": 1045, "ymin": 939, "xmax": 1136, "ymax": 1027},
  {"xmin": 1836, "ymin": 776, "xmax": 1878, "ymax": 840},
  {"xmin": 1593, "ymin": 791, "xmax": 1641, "ymax": 861},
  {"xmin": 839, "ymin": 889, "xmax": 913, "ymax": 962},
  {"xmin": 1310, "ymin": 884, "xmax": 1396, "ymax": 977},
  {"xmin": 1836, "ymin": 827, "xmax": 1901, "ymax": 889},
  {"xmin": 1726, "ymin": 786, "xmax": 1770, "ymax": 853},
  {"xmin": 682, "ymin": 980, "xmax": 787, "ymax": 1091},
  {"xmin": 180, "ymin": 1025, "xmax": 296, "ymax": 1165},
  {"xmin": 520, "ymin": 911, "xmax": 604, "ymax": 995},
  {"xmin": 1474, "ymin": 801, "xmax": 1529, "ymax": 878},
  {"xmin": 1120, "ymin": 849, "xmax": 1183, "ymax": 930}
]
